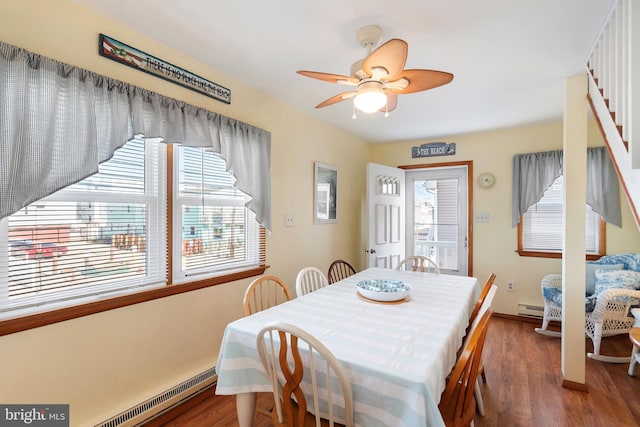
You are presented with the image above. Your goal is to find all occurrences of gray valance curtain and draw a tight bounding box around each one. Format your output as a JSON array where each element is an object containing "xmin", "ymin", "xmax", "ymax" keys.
[
  {"xmin": 512, "ymin": 150, "xmax": 562, "ymax": 227},
  {"xmin": 0, "ymin": 41, "xmax": 271, "ymax": 230},
  {"xmin": 512, "ymin": 147, "xmax": 621, "ymax": 227}
]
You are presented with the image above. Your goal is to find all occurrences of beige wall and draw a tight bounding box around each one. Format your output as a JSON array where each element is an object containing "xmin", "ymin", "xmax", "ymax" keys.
[
  {"xmin": 0, "ymin": 1, "xmax": 368, "ymax": 425},
  {"xmin": 370, "ymin": 120, "xmax": 640, "ymax": 315}
]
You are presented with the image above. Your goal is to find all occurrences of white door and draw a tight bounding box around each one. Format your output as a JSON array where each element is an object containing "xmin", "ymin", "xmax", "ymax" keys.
[
  {"xmin": 366, "ymin": 163, "xmax": 405, "ymax": 269},
  {"xmin": 405, "ymin": 166, "xmax": 468, "ymax": 275}
]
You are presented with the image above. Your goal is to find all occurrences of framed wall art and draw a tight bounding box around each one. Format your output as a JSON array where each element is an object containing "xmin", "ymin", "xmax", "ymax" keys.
[{"xmin": 314, "ymin": 162, "xmax": 337, "ymax": 224}]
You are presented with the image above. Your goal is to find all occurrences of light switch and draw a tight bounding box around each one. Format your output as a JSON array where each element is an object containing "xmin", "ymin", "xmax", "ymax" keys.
[{"xmin": 475, "ymin": 213, "xmax": 490, "ymax": 223}]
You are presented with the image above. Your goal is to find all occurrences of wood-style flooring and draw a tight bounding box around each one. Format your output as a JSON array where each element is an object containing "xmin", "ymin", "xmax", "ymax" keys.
[{"xmin": 144, "ymin": 316, "xmax": 640, "ymax": 427}]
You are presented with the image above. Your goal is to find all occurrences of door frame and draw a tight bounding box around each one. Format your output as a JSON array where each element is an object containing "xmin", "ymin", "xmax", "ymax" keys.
[{"xmin": 399, "ymin": 161, "xmax": 473, "ymax": 277}]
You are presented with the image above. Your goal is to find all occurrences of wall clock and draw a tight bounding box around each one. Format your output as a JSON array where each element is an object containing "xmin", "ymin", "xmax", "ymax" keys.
[{"xmin": 478, "ymin": 172, "xmax": 496, "ymax": 189}]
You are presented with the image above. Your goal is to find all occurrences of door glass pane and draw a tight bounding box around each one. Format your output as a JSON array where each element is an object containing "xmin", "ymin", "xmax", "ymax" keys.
[{"xmin": 413, "ymin": 178, "xmax": 459, "ymax": 270}]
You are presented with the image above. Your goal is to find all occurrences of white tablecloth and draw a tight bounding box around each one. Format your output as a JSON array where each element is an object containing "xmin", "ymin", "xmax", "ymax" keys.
[{"xmin": 215, "ymin": 267, "xmax": 479, "ymax": 427}]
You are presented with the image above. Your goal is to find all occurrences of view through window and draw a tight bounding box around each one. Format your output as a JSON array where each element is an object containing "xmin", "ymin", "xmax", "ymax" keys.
[
  {"xmin": 520, "ymin": 175, "xmax": 602, "ymax": 255},
  {"xmin": 1, "ymin": 139, "xmax": 263, "ymax": 318}
]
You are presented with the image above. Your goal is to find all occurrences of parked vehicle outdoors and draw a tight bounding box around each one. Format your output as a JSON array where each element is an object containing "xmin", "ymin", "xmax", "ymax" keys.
[{"xmin": 9, "ymin": 240, "xmax": 68, "ymax": 259}]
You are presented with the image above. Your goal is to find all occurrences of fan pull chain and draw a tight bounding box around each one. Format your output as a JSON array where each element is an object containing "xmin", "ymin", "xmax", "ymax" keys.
[{"xmin": 352, "ymin": 102, "xmax": 357, "ymax": 120}]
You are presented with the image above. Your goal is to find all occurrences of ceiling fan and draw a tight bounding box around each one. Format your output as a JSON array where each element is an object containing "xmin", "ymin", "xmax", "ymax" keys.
[{"xmin": 297, "ymin": 25, "xmax": 454, "ymax": 117}]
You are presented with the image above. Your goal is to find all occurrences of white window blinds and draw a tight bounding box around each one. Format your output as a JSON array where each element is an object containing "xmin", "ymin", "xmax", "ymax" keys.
[
  {"xmin": 172, "ymin": 146, "xmax": 261, "ymax": 282},
  {"xmin": 1, "ymin": 139, "xmax": 167, "ymax": 316},
  {"xmin": 522, "ymin": 176, "xmax": 600, "ymax": 253}
]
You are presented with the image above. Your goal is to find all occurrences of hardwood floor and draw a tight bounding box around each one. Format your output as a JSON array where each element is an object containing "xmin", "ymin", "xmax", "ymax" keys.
[
  {"xmin": 475, "ymin": 317, "xmax": 640, "ymax": 427},
  {"xmin": 145, "ymin": 316, "xmax": 640, "ymax": 427}
]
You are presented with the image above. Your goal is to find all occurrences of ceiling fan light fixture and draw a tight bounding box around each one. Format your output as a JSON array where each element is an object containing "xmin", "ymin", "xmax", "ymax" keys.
[
  {"xmin": 298, "ymin": 25, "xmax": 453, "ymax": 114},
  {"xmin": 353, "ymin": 81, "xmax": 387, "ymax": 113}
]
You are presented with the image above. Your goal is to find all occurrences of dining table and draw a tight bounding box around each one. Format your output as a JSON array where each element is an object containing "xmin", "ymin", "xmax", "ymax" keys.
[{"xmin": 215, "ymin": 267, "xmax": 480, "ymax": 427}]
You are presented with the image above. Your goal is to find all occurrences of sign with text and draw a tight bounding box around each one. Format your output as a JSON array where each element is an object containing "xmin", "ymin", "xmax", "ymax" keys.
[
  {"xmin": 0, "ymin": 404, "xmax": 69, "ymax": 426},
  {"xmin": 99, "ymin": 34, "xmax": 231, "ymax": 104},
  {"xmin": 411, "ymin": 142, "xmax": 456, "ymax": 158}
]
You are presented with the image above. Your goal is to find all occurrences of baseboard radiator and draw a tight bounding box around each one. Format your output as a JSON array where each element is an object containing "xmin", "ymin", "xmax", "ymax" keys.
[
  {"xmin": 518, "ymin": 303, "xmax": 544, "ymax": 318},
  {"xmin": 95, "ymin": 367, "xmax": 217, "ymax": 427}
]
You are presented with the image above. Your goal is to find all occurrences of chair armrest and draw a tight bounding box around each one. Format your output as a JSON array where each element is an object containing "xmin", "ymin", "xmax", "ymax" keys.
[
  {"xmin": 590, "ymin": 288, "xmax": 640, "ymax": 321},
  {"xmin": 541, "ymin": 274, "xmax": 562, "ymax": 290}
]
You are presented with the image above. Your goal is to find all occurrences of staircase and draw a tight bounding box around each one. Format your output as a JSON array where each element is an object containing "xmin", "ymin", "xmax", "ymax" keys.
[{"xmin": 587, "ymin": 0, "xmax": 640, "ymax": 229}]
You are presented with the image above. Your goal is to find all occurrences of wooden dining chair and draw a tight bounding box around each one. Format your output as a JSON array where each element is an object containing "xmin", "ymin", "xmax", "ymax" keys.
[
  {"xmin": 439, "ymin": 309, "xmax": 493, "ymax": 427},
  {"xmin": 243, "ymin": 276, "xmax": 292, "ymax": 316},
  {"xmin": 295, "ymin": 267, "xmax": 329, "ymax": 297},
  {"xmin": 327, "ymin": 260, "xmax": 357, "ymax": 284},
  {"xmin": 465, "ymin": 274, "xmax": 497, "ymax": 410},
  {"xmin": 467, "ymin": 273, "xmax": 497, "ymax": 333},
  {"xmin": 256, "ymin": 321, "xmax": 354, "ymax": 427},
  {"xmin": 396, "ymin": 255, "xmax": 440, "ymax": 274},
  {"xmin": 462, "ymin": 283, "xmax": 497, "ymax": 416},
  {"xmin": 456, "ymin": 273, "xmax": 498, "ymax": 417}
]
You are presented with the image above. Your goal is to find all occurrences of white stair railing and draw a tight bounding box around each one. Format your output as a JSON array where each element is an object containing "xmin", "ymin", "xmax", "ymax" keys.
[{"xmin": 587, "ymin": 0, "xmax": 640, "ymax": 229}]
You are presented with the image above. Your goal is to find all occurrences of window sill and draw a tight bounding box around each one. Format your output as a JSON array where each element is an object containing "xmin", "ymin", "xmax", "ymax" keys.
[
  {"xmin": 0, "ymin": 265, "xmax": 267, "ymax": 337},
  {"xmin": 516, "ymin": 250, "xmax": 602, "ymax": 261}
]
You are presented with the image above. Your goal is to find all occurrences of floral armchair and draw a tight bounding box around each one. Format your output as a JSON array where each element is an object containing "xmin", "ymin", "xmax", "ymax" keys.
[{"xmin": 534, "ymin": 253, "xmax": 640, "ymax": 363}]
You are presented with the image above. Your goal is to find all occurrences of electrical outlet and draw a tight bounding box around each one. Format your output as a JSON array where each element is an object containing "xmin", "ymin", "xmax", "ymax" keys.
[
  {"xmin": 506, "ymin": 280, "xmax": 515, "ymax": 292},
  {"xmin": 284, "ymin": 215, "xmax": 294, "ymax": 227}
]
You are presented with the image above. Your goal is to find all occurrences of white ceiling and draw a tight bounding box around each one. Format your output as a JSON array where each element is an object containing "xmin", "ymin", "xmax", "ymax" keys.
[{"xmin": 75, "ymin": 0, "xmax": 615, "ymax": 143}]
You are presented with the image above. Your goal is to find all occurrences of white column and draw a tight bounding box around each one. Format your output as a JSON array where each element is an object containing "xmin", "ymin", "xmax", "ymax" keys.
[{"xmin": 561, "ymin": 72, "xmax": 588, "ymax": 387}]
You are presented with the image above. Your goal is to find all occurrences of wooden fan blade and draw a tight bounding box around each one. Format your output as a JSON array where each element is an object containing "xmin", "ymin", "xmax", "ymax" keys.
[
  {"xmin": 362, "ymin": 39, "xmax": 408, "ymax": 81},
  {"xmin": 315, "ymin": 91, "xmax": 357, "ymax": 108},
  {"xmin": 297, "ymin": 70, "xmax": 358, "ymax": 85},
  {"xmin": 387, "ymin": 69, "xmax": 454, "ymax": 94},
  {"xmin": 381, "ymin": 92, "xmax": 398, "ymax": 112}
]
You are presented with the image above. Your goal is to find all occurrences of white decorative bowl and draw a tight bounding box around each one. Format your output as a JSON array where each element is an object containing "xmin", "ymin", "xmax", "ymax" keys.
[{"xmin": 356, "ymin": 279, "xmax": 411, "ymax": 302}]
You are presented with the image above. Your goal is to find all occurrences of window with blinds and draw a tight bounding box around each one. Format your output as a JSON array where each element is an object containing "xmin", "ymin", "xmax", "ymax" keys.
[
  {"xmin": 1, "ymin": 138, "xmax": 167, "ymax": 316},
  {"xmin": 521, "ymin": 176, "xmax": 602, "ymax": 254},
  {"xmin": 0, "ymin": 140, "xmax": 265, "ymax": 318},
  {"xmin": 172, "ymin": 146, "xmax": 262, "ymax": 282}
]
